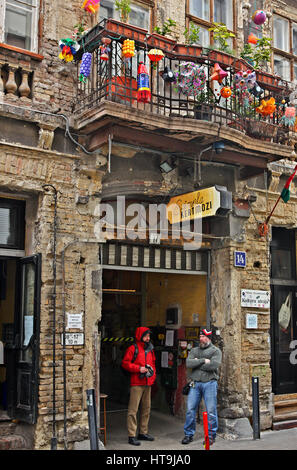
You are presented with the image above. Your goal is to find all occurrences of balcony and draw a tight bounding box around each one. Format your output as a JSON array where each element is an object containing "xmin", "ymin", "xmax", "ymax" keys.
[{"xmin": 72, "ymin": 19, "xmax": 296, "ymax": 179}]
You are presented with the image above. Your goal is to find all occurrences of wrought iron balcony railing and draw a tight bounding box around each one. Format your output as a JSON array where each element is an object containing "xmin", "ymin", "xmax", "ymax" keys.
[{"xmin": 73, "ymin": 18, "xmax": 295, "ymax": 145}]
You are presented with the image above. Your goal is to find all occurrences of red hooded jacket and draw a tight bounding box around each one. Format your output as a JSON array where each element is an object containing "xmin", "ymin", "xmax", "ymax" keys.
[{"xmin": 121, "ymin": 327, "xmax": 156, "ymax": 387}]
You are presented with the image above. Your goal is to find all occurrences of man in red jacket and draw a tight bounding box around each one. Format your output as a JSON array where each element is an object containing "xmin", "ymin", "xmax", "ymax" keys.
[{"xmin": 121, "ymin": 327, "xmax": 156, "ymax": 446}]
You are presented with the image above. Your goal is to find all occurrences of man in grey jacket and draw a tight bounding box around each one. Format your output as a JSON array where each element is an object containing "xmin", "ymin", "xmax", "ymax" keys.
[{"xmin": 181, "ymin": 328, "xmax": 222, "ymax": 446}]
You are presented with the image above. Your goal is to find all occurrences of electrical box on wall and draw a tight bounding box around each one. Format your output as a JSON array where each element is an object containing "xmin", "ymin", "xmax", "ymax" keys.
[{"xmin": 165, "ymin": 304, "xmax": 181, "ymax": 328}]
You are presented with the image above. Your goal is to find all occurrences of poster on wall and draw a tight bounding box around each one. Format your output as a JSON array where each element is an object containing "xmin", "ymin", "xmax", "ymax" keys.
[{"xmin": 241, "ymin": 289, "xmax": 270, "ymax": 308}]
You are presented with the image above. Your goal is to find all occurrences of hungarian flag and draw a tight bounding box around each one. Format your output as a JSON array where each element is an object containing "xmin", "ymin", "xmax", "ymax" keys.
[{"xmin": 281, "ymin": 165, "xmax": 297, "ymax": 203}]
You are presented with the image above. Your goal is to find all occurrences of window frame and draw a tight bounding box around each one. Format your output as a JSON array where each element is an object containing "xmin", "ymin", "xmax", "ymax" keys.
[
  {"xmin": 99, "ymin": 0, "xmax": 152, "ymax": 32},
  {"xmin": 272, "ymin": 12, "xmax": 297, "ymax": 82},
  {"xmin": 186, "ymin": 0, "xmax": 237, "ymax": 49},
  {"xmin": 0, "ymin": 0, "xmax": 39, "ymax": 54}
]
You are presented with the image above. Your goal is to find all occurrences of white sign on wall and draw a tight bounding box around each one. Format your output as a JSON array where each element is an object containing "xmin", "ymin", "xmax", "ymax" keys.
[
  {"xmin": 61, "ymin": 333, "xmax": 84, "ymax": 346},
  {"xmin": 246, "ymin": 313, "xmax": 258, "ymax": 329},
  {"xmin": 66, "ymin": 312, "xmax": 83, "ymax": 330},
  {"xmin": 241, "ymin": 289, "xmax": 270, "ymax": 308}
]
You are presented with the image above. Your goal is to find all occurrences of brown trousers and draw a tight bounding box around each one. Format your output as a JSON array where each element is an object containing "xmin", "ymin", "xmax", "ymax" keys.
[{"xmin": 127, "ymin": 386, "xmax": 151, "ymax": 437}]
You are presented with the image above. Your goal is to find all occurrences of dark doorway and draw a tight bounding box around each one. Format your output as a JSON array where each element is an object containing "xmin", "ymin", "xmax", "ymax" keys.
[{"xmin": 270, "ymin": 227, "xmax": 297, "ymax": 394}]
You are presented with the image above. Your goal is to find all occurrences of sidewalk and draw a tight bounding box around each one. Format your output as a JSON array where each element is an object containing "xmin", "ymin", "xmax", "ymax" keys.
[{"xmin": 100, "ymin": 407, "xmax": 297, "ymax": 451}]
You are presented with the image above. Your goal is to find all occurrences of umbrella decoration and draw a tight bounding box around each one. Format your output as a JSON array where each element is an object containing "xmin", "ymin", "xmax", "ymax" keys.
[
  {"xmin": 137, "ymin": 62, "xmax": 151, "ymax": 103},
  {"xmin": 79, "ymin": 52, "xmax": 92, "ymax": 83},
  {"xmin": 210, "ymin": 63, "xmax": 228, "ymax": 84},
  {"xmin": 174, "ymin": 62, "xmax": 206, "ymax": 97},
  {"xmin": 82, "ymin": 0, "xmax": 100, "ymax": 13},
  {"xmin": 256, "ymin": 97, "xmax": 276, "ymax": 116},
  {"xmin": 252, "ymin": 10, "xmax": 267, "ymax": 25},
  {"xmin": 148, "ymin": 49, "xmax": 164, "ymax": 69},
  {"xmin": 58, "ymin": 38, "xmax": 80, "ymax": 62}
]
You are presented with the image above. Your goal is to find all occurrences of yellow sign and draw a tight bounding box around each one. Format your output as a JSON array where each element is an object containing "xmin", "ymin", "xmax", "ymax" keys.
[{"xmin": 167, "ymin": 186, "xmax": 222, "ymax": 224}]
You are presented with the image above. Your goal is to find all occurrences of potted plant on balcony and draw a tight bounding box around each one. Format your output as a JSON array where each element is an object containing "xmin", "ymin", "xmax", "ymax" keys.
[
  {"xmin": 194, "ymin": 90, "xmax": 216, "ymax": 121},
  {"xmin": 104, "ymin": 0, "xmax": 148, "ymax": 43},
  {"xmin": 240, "ymin": 37, "xmax": 279, "ymax": 89},
  {"xmin": 206, "ymin": 22, "xmax": 236, "ymax": 66},
  {"xmin": 149, "ymin": 18, "xmax": 177, "ymax": 53},
  {"xmin": 173, "ymin": 22, "xmax": 203, "ymax": 58}
]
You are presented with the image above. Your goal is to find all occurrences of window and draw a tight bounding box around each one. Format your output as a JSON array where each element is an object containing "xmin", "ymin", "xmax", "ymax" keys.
[
  {"xmin": 0, "ymin": 198, "xmax": 25, "ymax": 250},
  {"xmin": 274, "ymin": 54, "xmax": 291, "ymax": 82},
  {"xmin": 273, "ymin": 15, "xmax": 289, "ymax": 52},
  {"xmin": 0, "ymin": 0, "xmax": 38, "ymax": 52},
  {"xmin": 273, "ymin": 14, "xmax": 297, "ymax": 82},
  {"xmin": 99, "ymin": 0, "xmax": 150, "ymax": 30},
  {"xmin": 187, "ymin": 0, "xmax": 235, "ymax": 48}
]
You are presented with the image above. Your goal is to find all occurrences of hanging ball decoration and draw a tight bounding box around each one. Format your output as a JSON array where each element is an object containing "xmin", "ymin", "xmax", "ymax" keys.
[
  {"xmin": 210, "ymin": 63, "xmax": 228, "ymax": 84},
  {"xmin": 248, "ymin": 33, "xmax": 258, "ymax": 44},
  {"xmin": 148, "ymin": 49, "xmax": 164, "ymax": 68},
  {"xmin": 122, "ymin": 39, "xmax": 135, "ymax": 59},
  {"xmin": 82, "ymin": 0, "xmax": 100, "ymax": 13},
  {"xmin": 220, "ymin": 86, "xmax": 232, "ymax": 98},
  {"xmin": 252, "ymin": 10, "xmax": 267, "ymax": 25},
  {"xmin": 79, "ymin": 52, "xmax": 92, "ymax": 82},
  {"xmin": 137, "ymin": 62, "xmax": 151, "ymax": 103}
]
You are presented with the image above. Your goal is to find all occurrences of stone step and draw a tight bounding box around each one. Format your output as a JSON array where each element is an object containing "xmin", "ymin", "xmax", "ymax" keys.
[
  {"xmin": 0, "ymin": 422, "xmax": 17, "ymax": 436},
  {"xmin": 272, "ymin": 419, "xmax": 297, "ymax": 431},
  {"xmin": 0, "ymin": 435, "xmax": 28, "ymax": 450},
  {"xmin": 273, "ymin": 409, "xmax": 297, "ymax": 422},
  {"xmin": 274, "ymin": 398, "xmax": 297, "ymax": 408},
  {"xmin": 274, "ymin": 393, "xmax": 297, "ymax": 404}
]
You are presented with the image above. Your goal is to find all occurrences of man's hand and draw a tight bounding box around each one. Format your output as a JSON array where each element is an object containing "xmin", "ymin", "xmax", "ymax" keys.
[
  {"xmin": 140, "ymin": 366, "xmax": 148, "ymax": 373},
  {"xmin": 204, "ymin": 359, "xmax": 210, "ymax": 364}
]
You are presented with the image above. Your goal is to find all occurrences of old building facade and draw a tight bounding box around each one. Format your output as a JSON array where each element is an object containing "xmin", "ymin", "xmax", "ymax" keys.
[{"xmin": 0, "ymin": 0, "xmax": 297, "ymax": 449}]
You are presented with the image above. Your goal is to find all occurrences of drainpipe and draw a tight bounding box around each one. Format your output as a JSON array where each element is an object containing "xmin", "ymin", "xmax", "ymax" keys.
[
  {"xmin": 42, "ymin": 184, "xmax": 58, "ymax": 450},
  {"xmin": 61, "ymin": 239, "xmax": 101, "ymax": 450}
]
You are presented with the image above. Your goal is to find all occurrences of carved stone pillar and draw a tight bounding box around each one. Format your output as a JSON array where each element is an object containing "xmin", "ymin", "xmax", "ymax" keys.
[
  {"xmin": 5, "ymin": 66, "xmax": 17, "ymax": 95},
  {"xmin": 19, "ymin": 70, "xmax": 31, "ymax": 99}
]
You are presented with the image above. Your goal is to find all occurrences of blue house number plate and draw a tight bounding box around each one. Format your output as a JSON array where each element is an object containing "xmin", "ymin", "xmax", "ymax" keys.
[{"xmin": 234, "ymin": 251, "xmax": 246, "ymax": 268}]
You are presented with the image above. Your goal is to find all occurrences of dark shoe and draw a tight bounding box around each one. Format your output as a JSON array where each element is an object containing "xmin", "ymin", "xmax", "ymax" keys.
[
  {"xmin": 181, "ymin": 435, "xmax": 193, "ymax": 444},
  {"xmin": 203, "ymin": 437, "xmax": 215, "ymax": 447},
  {"xmin": 138, "ymin": 433, "xmax": 155, "ymax": 441},
  {"xmin": 128, "ymin": 437, "xmax": 141, "ymax": 446}
]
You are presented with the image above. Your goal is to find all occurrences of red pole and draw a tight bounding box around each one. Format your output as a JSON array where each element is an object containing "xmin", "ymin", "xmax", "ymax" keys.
[{"xmin": 203, "ymin": 412, "xmax": 210, "ymax": 450}]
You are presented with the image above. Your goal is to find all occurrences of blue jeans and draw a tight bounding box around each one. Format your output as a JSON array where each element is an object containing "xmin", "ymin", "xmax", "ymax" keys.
[{"xmin": 184, "ymin": 380, "xmax": 218, "ymax": 441}]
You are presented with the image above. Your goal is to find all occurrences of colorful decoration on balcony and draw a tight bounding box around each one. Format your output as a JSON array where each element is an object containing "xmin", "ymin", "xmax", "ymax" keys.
[
  {"xmin": 79, "ymin": 52, "xmax": 92, "ymax": 82},
  {"xmin": 137, "ymin": 62, "xmax": 151, "ymax": 103},
  {"xmin": 99, "ymin": 37, "xmax": 111, "ymax": 61},
  {"xmin": 281, "ymin": 107, "xmax": 296, "ymax": 126},
  {"xmin": 256, "ymin": 97, "xmax": 276, "ymax": 116},
  {"xmin": 220, "ymin": 86, "xmax": 232, "ymax": 98},
  {"xmin": 81, "ymin": 0, "xmax": 100, "ymax": 14},
  {"xmin": 148, "ymin": 49, "xmax": 164, "ymax": 68},
  {"xmin": 250, "ymin": 82, "xmax": 264, "ymax": 97},
  {"xmin": 58, "ymin": 38, "xmax": 80, "ymax": 62},
  {"xmin": 248, "ymin": 33, "xmax": 258, "ymax": 45},
  {"xmin": 160, "ymin": 66, "xmax": 176, "ymax": 83},
  {"xmin": 174, "ymin": 62, "xmax": 206, "ymax": 97},
  {"xmin": 122, "ymin": 39, "xmax": 135, "ymax": 60},
  {"xmin": 210, "ymin": 63, "xmax": 228, "ymax": 84},
  {"xmin": 252, "ymin": 10, "xmax": 267, "ymax": 26}
]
